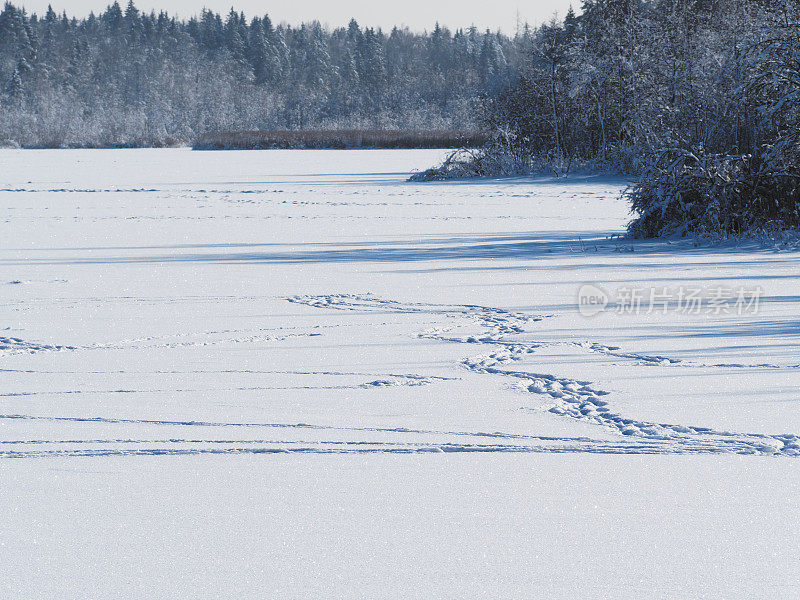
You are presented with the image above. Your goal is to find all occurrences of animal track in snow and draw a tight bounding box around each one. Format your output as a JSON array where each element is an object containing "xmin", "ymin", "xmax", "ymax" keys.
[
  {"xmin": 0, "ymin": 336, "xmax": 76, "ymax": 356},
  {"xmin": 4, "ymin": 294, "xmax": 796, "ymax": 458},
  {"xmin": 291, "ymin": 294, "xmax": 800, "ymax": 456}
]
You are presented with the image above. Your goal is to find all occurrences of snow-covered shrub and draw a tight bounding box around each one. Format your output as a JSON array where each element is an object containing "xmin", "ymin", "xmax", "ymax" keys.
[
  {"xmin": 627, "ymin": 148, "xmax": 800, "ymax": 238},
  {"xmin": 629, "ymin": 3, "xmax": 800, "ymax": 238},
  {"xmin": 409, "ymin": 149, "xmax": 498, "ymax": 181},
  {"xmin": 410, "ymin": 131, "xmax": 575, "ymax": 182}
]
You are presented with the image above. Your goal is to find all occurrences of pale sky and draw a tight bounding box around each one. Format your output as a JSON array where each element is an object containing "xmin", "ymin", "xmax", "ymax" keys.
[{"xmin": 17, "ymin": 0, "xmax": 576, "ymax": 33}]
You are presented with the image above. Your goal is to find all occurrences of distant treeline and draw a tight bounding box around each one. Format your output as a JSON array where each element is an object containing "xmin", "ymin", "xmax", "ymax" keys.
[
  {"xmin": 194, "ymin": 130, "xmax": 489, "ymax": 150},
  {"xmin": 0, "ymin": 1, "xmax": 523, "ymax": 148}
]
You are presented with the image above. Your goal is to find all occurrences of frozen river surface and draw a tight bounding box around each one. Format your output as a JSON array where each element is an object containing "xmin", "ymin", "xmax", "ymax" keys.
[{"xmin": 1, "ymin": 149, "xmax": 799, "ymax": 599}]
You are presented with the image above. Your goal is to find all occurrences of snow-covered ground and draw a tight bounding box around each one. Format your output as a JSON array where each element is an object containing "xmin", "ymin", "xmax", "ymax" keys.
[{"xmin": 1, "ymin": 149, "xmax": 799, "ymax": 598}]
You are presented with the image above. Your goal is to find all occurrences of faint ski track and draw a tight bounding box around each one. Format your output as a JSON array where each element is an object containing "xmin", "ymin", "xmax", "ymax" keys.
[
  {"xmin": 580, "ymin": 341, "xmax": 800, "ymax": 370},
  {"xmin": 0, "ymin": 373, "xmax": 454, "ymax": 398},
  {"xmin": 0, "ymin": 413, "xmax": 781, "ymax": 457},
  {"xmin": 0, "ymin": 329, "xmax": 326, "ymax": 357}
]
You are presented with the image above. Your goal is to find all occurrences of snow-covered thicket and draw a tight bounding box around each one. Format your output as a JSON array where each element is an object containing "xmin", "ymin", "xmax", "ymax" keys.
[
  {"xmin": 626, "ymin": 1, "xmax": 800, "ymax": 237},
  {"xmin": 0, "ymin": 2, "xmax": 517, "ymax": 147},
  {"xmin": 417, "ymin": 0, "xmax": 800, "ymax": 236},
  {"xmin": 418, "ymin": 0, "xmax": 738, "ymax": 179}
]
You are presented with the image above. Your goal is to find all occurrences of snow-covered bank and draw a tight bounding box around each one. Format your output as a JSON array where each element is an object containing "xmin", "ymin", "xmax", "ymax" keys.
[{"xmin": 1, "ymin": 149, "xmax": 798, "ymax": 598}]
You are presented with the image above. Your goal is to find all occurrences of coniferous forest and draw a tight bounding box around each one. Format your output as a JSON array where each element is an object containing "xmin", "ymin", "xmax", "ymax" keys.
[
  {"xmin": 1, "ymin": 0, "xmax": 799, "ymax": 236},
  {"xmin": 0, "ymin": 1, "xmax": 517, "ymax": 147}
]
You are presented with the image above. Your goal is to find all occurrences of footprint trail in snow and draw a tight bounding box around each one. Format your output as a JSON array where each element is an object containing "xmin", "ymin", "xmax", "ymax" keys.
[
  {"xmin": 290, "ymin": 294, "xmax": 800, "ymax": 456},
  {"xmin": 4, "ymin": 293, "xmax": 798, "ymax": 458}
]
